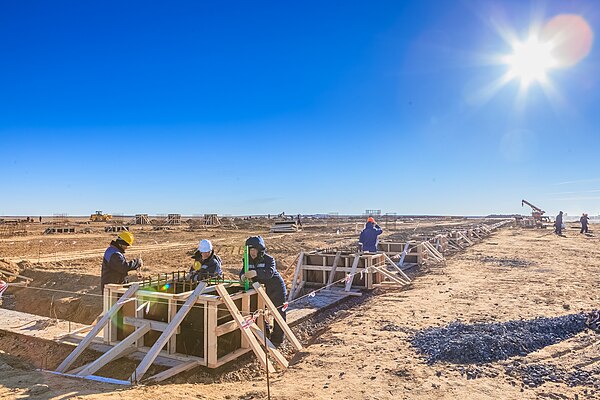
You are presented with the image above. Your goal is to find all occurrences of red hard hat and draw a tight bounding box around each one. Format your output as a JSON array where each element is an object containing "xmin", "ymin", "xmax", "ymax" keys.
[{"xmin": 367, "ymin": 217, "xmax": 375, "ymax": 223}]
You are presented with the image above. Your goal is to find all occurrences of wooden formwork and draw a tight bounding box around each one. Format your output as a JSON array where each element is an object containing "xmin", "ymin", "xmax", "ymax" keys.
[
  {"xmin": 135, "ymin": 214, "xmax": 150, "ymax": 225},
  {"xmin": 55, "ymin": 278, "xmax": 301, "ymax": 384},
  {"xmin": 104, "ymin": 226, "xmax": 129, "ymax": 233},
  {"xmin": 203, "ymin": 214, "xmax": 220, "ymax": 226},
  {"xmin": 167, "ymin": 214, "xmax": 181, "ymax": 225},
  {"xmin": 102, "ymin": 282, "xmax": 259, "ymax": 369},
  {"xmin": 44, "ymin": 226, "xmax": 76, "ymax": 234},
  {"xmin": 288, "ymin": 251, "xmax": 410, "ymax": 300},
  {"xmin": 377, "ymin": 241, "xmax": 425, "ymax": 266}
]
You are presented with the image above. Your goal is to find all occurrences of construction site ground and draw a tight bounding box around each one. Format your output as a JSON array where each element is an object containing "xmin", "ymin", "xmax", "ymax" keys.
[{"xmin": 1, "ymin": 218, "xmax": 599, "ymax": 399}]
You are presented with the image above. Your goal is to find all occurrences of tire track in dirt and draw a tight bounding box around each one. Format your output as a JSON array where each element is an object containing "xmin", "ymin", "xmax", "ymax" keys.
[{"xmin": 4, "ymin": 241, "xmax": 198, "ymax": 263}]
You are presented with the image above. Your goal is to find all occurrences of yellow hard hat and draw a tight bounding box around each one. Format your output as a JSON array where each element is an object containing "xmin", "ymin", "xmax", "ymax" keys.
[{"xmin": 118, "ymin": 231, "xmax": 134, "ymax": 246}]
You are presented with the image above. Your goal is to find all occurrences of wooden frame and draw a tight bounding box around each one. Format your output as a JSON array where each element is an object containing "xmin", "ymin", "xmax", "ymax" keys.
[{"xmin": 56, "ymin": 277, "xmax": 300, "ymax": 384}]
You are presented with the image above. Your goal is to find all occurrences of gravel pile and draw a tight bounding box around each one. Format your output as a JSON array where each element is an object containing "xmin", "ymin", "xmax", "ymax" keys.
[
  {"xmin": 505, "ymin": 361, "xmax": 600, "ymax": 389},
  {"xmin": 412, "ymin": 314, "xmax": 587, "ymax": 364}
]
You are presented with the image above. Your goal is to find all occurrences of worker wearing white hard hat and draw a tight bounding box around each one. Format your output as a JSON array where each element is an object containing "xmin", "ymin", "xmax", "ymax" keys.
[{"xmin": 188, "ymin": 239, "xmax": 222, "ymax": 281}]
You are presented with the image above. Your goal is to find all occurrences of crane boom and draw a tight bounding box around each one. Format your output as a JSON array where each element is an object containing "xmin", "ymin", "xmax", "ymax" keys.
[{"xmin": 521, "ymin": 199, "xmax": 545, "ymax": 214}]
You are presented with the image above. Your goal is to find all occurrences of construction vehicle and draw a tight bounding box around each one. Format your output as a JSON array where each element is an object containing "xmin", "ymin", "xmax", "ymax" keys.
[
  {"xmin": 520, "ymin": 200, "xmax": 550, "ymax": 228},
  {"xmin": 90, "ymin": 211, "xmax": 112, "ymax": 222}
]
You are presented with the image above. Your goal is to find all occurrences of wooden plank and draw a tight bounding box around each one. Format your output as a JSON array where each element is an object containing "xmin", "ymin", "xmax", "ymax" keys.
[
  {"xmin": 167, "ymin": 298, "xmax": 177, "ymax": 353},
  {"xmin": 398, "ymin": 242, "xmax": 410, "ymax": 266},
  {"xmin": 56, "ymin": 284, "xmax": 139, "ymax": 373},
  {"xmin": 54, "ymin": 324, "xmax": 93, "ymax": 340},
  {"xmin": 252, "ymin": 282, "xmax": 302, "ymax": 352},
  {"xmin": 77, "ymin": 324, "xmax": 151, "ymax": 377},
  {"xmin": 291, "ymin": 281, "xmax": 304, "ymax": 301},
  {"xmin": 0, "ymin": 268, "xmax": 33, "ymax": 281},
  {"xmin": 131, "ymin": 282, "xmax": 207, "ymax": 383},
  {"xmin": 371, "ymin": 265, "xmax": 407, "ymax": 285},
  {"xmin": 43, "ymin": 370, "xmax": 131, "ymax": 385},
  {"xmin": 288, "ymin": 252, "xmax": 303, "ymax": 302},
  {"xmin": 215, "ymin": 284, "xmax": 275, "ymax": 373},
  {"xmin": 423, "ymin": 242, "xmax": 444, "ymax": 262},
  {"xmin": 67, "ymin": 347, "xmax": 137, "ymax": 375},
  {"xmin": 123, "ymin": 317, "xmax": 180, "ymax": 333},
  {"xmin": 249, "ymin": 323, "xmax": 289, "ymax": 368},
  {"xmin": 144, "ymin": 360, "xmax": 201, "ymax": 383},
  {"xmin": 344, "ymin": 255, "xmax": 360, "ymax": 292},
  {"xmin": 325, "ymin": 251, "xmax": 341, "ymax": 289},
  {"xmin": 383, "ymin": 253, "xmax": 411, "ymax": 282}
]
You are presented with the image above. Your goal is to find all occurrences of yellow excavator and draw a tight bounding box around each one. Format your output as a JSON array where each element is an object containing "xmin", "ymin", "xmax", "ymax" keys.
[{"xmin": 90, "ymin": 211, "xmax": 112, "ymax": 222}]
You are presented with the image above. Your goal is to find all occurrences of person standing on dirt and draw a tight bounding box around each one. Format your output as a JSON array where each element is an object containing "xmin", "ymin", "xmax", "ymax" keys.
[
  {"xmin": 359, "ymin": 217, "xmax": 383, "ymax": 252},
  {"xmin": 188, "ymin": 239, "xmax": 222, "ymax": 281},
  {"xmin": 100, "ymin": 231, "xmax": 143, "ymax": 291},
  {"xmin": 240, "ymin": 236, "xmax": 287, "ymax": 346},
  {"xmin": 555, "ymin": 211, "xmax": 564, "ymax": 235},
  {"xmin": 580, "ymin": 213, "xmax": 590, "ymax": 234}
]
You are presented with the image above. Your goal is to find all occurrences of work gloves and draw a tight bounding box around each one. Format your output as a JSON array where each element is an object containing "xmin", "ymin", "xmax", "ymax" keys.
[{"xmin": 240, "ymin": 269, "xmax": 257, "ymax": 282}]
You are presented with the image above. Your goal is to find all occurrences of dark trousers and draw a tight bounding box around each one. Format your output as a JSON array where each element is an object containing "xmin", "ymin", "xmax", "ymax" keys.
[
  {"xmin": 266, "ymin": 285, "xmax": 287, "ymax": 344},
  {"xmin": 581, "ymin": 224, "xmax": 588, "ymax": 234},
  {"xmin": 555, "ymin": 224, "xmax": 562, "ymax": 235}
]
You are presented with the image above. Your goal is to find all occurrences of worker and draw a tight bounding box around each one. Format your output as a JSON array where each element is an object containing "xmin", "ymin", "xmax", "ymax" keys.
[
  {"xmin": 239, "ymin": 236, "xmax": 287, "ymax": 346},
  {"xmin": 297, "ymin": 214, "xmax": 302, "ymax": 227},
  {"xmin": 188, "ymin": 239, "xmax": 222, "ymax": 281},
  {"xmin": 359, "ymin": 217, "xmax": 383, "ymax": 252},
  {"xmin": 555, "ymin": 211, "xmax": 564, "ymax": 235},
  {"xmin": 100, "ymin": 231, "xmax": 142, "ymax": 291},
  {"xmin": 580, "ymin": 213, "xmax": 590, "ymax": 234}
]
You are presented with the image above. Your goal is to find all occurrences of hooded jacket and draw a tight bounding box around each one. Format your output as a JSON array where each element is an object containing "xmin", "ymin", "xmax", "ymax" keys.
[
  {"xmin": 100, "ymin": 240, "xmax": 140, "ymax": 291},
  {"xmin": 190, "ymin": 250, "xmax": 222, "ymax": 278},
  {"xmin": 239, "ymin": 236, "xmax": 286, "ymax": 301},
  {"xmin": 359, "ymin": 221, "xmax": 383, "ymax": 252}
]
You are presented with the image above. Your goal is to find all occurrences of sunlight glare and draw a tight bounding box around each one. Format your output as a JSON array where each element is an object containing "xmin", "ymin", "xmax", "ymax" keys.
[{"xmin": 504, "ymin": 37, "xmax": 556, "ymax": 86}]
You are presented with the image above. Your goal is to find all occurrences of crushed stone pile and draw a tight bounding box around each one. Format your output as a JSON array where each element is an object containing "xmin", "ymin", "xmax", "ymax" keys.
[
  {"xmin": 505, "ymin": 361, "xmax": 600, "ymax": 389},
  {"xmin": 411, "ymin": 314, "xmax": 588, "ymax": 364}
]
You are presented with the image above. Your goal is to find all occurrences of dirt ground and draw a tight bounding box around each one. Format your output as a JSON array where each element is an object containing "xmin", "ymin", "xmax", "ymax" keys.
[{"xmin": 2, "ymin": 218, "xmax": 599, "ymax": 399}]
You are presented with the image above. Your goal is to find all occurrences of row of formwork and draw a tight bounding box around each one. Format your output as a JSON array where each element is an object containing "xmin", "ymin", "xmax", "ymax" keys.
[{"xmin": 288, "ymin": 220, "xmax": 512, "ymax": 300}]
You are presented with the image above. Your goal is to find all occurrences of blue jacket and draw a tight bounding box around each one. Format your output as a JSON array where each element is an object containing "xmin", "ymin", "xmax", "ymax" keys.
[
  {"xmin": 100, "ymin": 241, "xmax": 140, "ymax": 290},
  {"xmin": 359, "ymin": 222, "xmax": 383, "ymax": 252},
  {"xmin": 190, "ymin": 250, "xmax": 222, "ymax": 279},
  {"xmin": 239, "ymin": 237, "xmax": 286, "ymax": 304}
]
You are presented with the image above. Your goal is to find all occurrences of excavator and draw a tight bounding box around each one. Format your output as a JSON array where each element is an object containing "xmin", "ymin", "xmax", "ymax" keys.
[
  {"xmin": 521, "ymin": 200, "xmax": 550, "ymax": 228},
  {"xmin": 90, "ymin": 211, "xmax": 112, "ymax": 222}
]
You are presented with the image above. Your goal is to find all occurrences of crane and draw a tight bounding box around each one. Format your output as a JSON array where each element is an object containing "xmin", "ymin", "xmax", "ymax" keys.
[{"xmin": 521, "ymin": 199, "xmax": 549, "ymax": 227}]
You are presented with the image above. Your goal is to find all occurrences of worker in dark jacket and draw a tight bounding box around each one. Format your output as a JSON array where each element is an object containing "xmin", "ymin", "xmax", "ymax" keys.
[
  {"xmin": 359, "ymin": 217, "xmax": 383, "ymax": 252},
  {"xmin": 555, "ymin": 211, "xmax": 564, "ymax": 235},
  {"xmin": 188, "ymin": 239, "xmax": 222, "ymax": 281},
  {"xmin": 100, "ymin": 231, "xmax": 142, "ymax": 291},
  {"xmin": 239, "ymin": 236, "xmax": 287, "ymax": 346},
  {"xmin": 580, "ymin": 213, "xmax": 590, "ymax": 234}
]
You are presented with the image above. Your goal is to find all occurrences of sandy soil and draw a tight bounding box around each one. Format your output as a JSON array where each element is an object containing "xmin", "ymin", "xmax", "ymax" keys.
[{"xmin": 3, "ymin": 219, "xmax": 597, "ymax": 399}]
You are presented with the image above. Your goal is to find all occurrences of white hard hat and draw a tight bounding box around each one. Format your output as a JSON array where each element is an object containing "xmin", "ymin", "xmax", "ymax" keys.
[{"xmin": 198, "ymin": 239, "xmax": 213, "ymax": 253}]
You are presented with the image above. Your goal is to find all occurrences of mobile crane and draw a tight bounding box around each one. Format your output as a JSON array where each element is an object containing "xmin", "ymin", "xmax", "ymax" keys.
[{"xmin": 521, "ymin": 199, "xmax": 550, "ymax": 228}]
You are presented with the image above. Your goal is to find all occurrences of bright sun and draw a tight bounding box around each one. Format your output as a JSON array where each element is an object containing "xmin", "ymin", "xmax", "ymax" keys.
[{"xmin": 504, "ymin": 37, "xmax": 556, "ymax": 86}]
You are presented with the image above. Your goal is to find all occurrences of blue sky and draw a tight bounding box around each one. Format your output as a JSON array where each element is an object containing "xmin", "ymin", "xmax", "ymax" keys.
[{"xmin": 1, "ymin": 0, "xmax": 599, "ymax": 216}]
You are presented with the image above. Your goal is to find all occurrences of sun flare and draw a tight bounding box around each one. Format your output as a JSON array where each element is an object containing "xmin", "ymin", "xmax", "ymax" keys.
[{"xmin": 504, "ymin": 38, "xmax": 556, "ymax": 86}]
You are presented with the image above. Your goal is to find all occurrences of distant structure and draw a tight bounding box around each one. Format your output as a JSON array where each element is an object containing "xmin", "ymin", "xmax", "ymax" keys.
[
  {"xmin": 365, "ymin": 209, "xmax": 382, "ymax": 217},
  {"xmin": 167, "ymin": 214, "xmax": 181, "ymax": 225}
]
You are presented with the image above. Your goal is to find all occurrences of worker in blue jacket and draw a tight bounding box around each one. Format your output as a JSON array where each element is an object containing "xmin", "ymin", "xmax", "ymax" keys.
[
  {"xmin": 240, "ymin": 236, "xmax": 287, "ymax": 346},
  {"xmin": 188, "ymin": 239, "xmax": 222, "ymax": 281},
  {"xmin": 359, "ymin": 217, "xmax": 383, "ymax": 252},
  {"xmin": 100, "ymin": 231, "xmax": 142, "ymax": 291}
]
